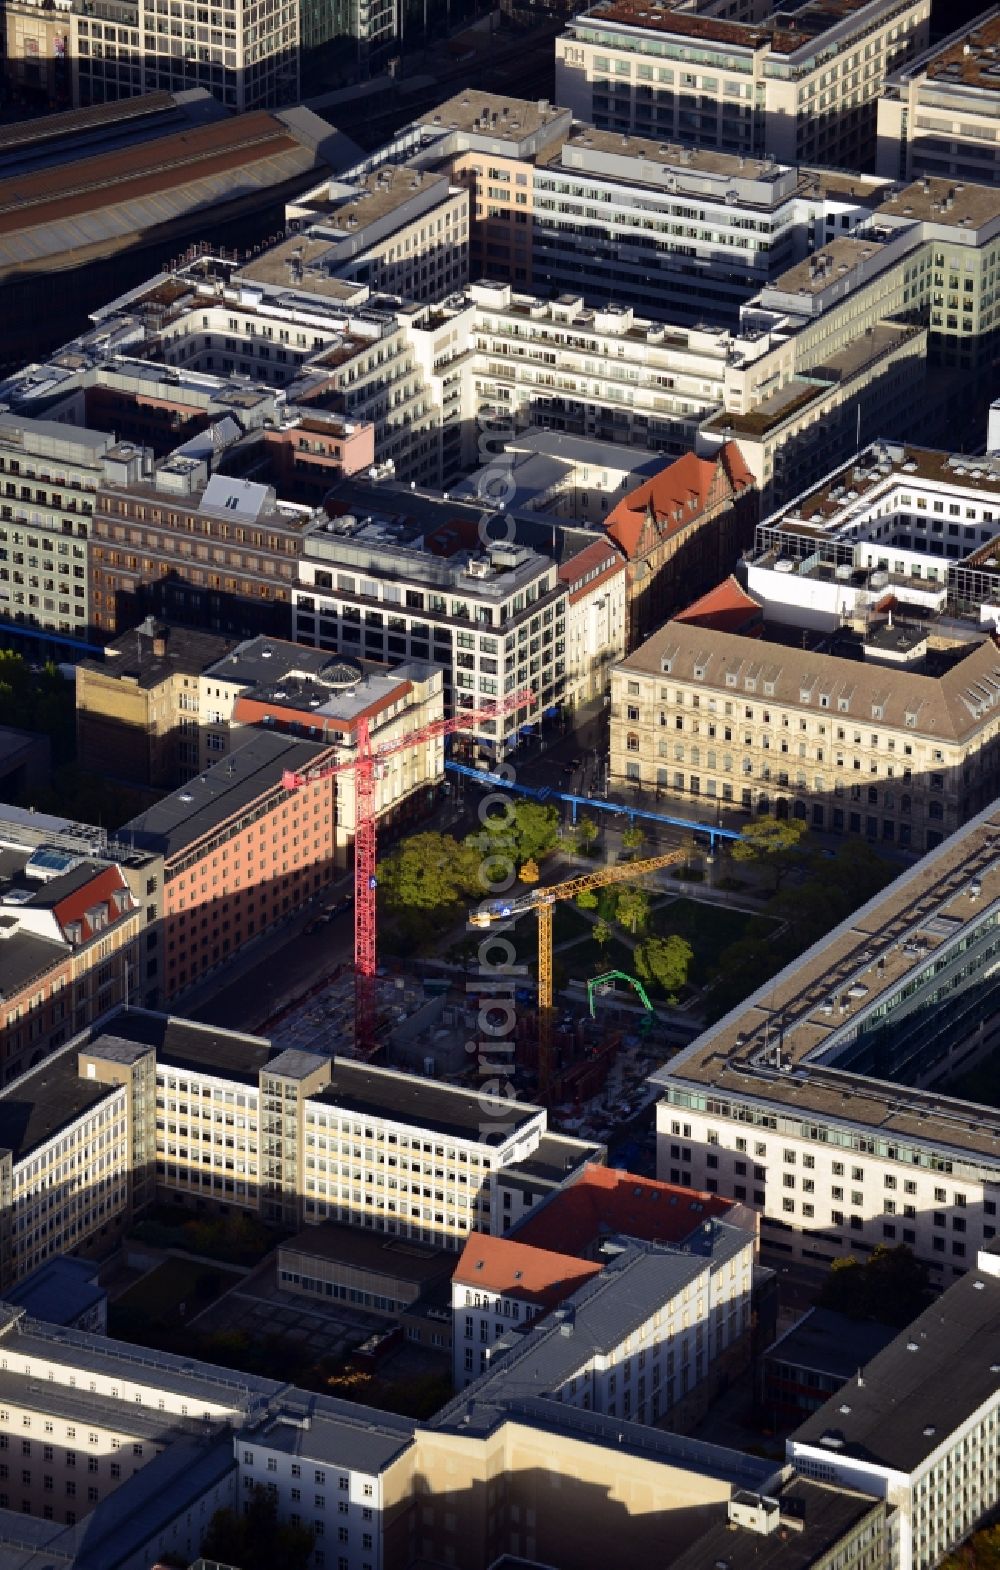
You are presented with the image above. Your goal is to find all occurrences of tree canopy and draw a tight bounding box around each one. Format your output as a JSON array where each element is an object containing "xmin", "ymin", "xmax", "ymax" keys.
[
  {"xmin": 378, "ymin": 832, "xmax": 480, "ymax": 909},
  {"xmin": 940, "ymin": 1522, "xmax": 1000, "ymax": 1570},
  {"xmin": 614, "ymin": 885, "xmax": 650, "ymax": 935},
  {"xmin": 731, "ymin": 816, "xmax": 809, "ymax": 888},
  {"xmin": 201, "ymin": 1486, "xmax": 315, "ymax": 1570},
  {"xmin": 473, "ymin": 800, "xmax": 560, "ymax": 865},
  {"xmin": 634, "ymin": 934, "xmax": 692, "ymax": 999},
  {"xmin": 818, "ymin": 1244, "xmax": 932, "ymax": 1328},
  {"xmin": 575, "ymin": 816, "xmax": 599, "ymax": 853}
]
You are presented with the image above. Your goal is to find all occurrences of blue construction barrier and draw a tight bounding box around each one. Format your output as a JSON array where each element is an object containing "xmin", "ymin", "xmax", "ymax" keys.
[{"xmin": 444, "ymin": 760, "xmax": 742, "ymax": 848}]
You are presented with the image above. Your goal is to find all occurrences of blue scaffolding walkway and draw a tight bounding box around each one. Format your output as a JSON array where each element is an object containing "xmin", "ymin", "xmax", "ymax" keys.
[{"xmin": 445, "ymin": 760, "xmax": 742, "ymax": 850}]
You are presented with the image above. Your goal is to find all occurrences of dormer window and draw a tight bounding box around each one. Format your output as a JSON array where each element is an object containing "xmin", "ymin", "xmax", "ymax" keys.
[
  {"xmin": 725, "ymin": 672, "xmax": 737, "ymax": 688},
  {"xmin": 661, "ymin": 657, "xmax": 672, "ymax": 674}
]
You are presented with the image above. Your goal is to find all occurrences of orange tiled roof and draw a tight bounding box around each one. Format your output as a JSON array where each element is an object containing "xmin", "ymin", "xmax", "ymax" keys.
[
  {"xmin": 453, "ymin": 1232, "xmax": 602, "ymax": 1303},
  {"xmin": 52, "ymin": 865, "xmax": 130, "ymax": 944},
  {"xmin": 513, "ymin": 1166, "xmax": 732, "ymax": 1257},
  {"xmin": 604, "ymin": 442, "xmax": 754, "ymax": 561},
  {"xmin": 674, "ymin": 574, "xmax": 763, "ymax": 636}
]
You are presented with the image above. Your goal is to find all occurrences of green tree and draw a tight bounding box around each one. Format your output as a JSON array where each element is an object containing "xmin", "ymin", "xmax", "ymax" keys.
[
  {"xmin": 818, "ymin": 1244, "xmax": 932, "ymax": 1328},
  {"xmin": 475, "ymin": 800, "xmax": 559, "ymax": 865},
  {"xmin": 634, "ymin": 934, "xmax": 693, "ymax": 1000},
  {"xmin": 940, "ymin": 1522, "xmax": 1000, "ymax": 1570},
  {"xmin": 575, "ymin": 816, "xmax": 599, "ymax": 854},
  {"xmin": 509, "ymin": 800, "xmax": 560, "ymax": 862},
  {"xmin": 576, "ymin": 888, "xmax": 599, "ymax": 910},
  {"xmin": 622, "ymin": 823, "xmax": 645, "ymax": 852},
  {"xmin": 593, "ymin": 919, "xmax": 612, "ymax": 950},
  {"xmin": 519, "ymin": 858, "xmax": 540, "ymax": 885},
  {"xmin": 201, "ymin": 1485, "xmax": 315, "ymax": 1570},
  {"xmin": 378, "ymin": 832, "xmax": 480, "ymax": 910},
  {"xmin": 614, "ymin": 885, "xmax": 650, "ymax": 935},
  {"xmin": 731, "ymin": 816, "xmax": 809, "ymax": 890}
]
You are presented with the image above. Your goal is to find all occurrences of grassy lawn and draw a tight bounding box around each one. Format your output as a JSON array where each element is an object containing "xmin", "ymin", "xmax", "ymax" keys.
[
  {"xmin": 557, "ymin": 934, "xmax": 637, "ymax": 986},
  {"xmin": 112, "ymin": 1257, "xmax": 241, "ymax": 1331},
  {"xmin": 651, "ymin": 897, "xmax": 779, "ymax": 987}
]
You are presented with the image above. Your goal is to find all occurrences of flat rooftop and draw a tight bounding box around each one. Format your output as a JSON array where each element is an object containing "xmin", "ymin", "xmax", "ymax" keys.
[
  {"xmin": 764, "ymin": 1307, "xmax": 897, "ymax": 1379},
  {"xmin": 281, "ymin": 1220, "xmax": 452, "ymax": 1284},
  {"xmin": 877, "ymin": 174, "xmax": 1000, "ymax": 229},
  {"xmin": 0, "ymin": 1049, "xmax": 115, "ymax": 1163},
  {"xmin": 304, "ymin": 165, "xmax": 447, "ymax": 234},
  {"xmin": 572, "ymin": 0, "xmax": 880, "ymax": 53},
  {"xmin": 80, "ymin": 623, "xmax": 235, "ymax": 690},
  {"xmin": 496, "ymin": 1131, "xmax": 602, "ymax": 1192},
  {"xmin": 648, "ymin": 800, "xmax": 1000, "ymax": 1161},
  {"xmin": 791, "ymin": 1261, "xmax": 1000, "ymax": 1473},
  {"xmin": 570, "ymin": 2, "xmax": 767, "ymax": 49},
  {"xmin": 921, "ymin": 11, "xmax": 1000, "ymax": 92},
  {"xmin": 315, "ymin": 1060, "xmax": 542, "ymax": 1146},
  {"xmin": 707, "ymin": 324, "xmax": 921, "ymax": 438},
  {"xmin": 244, "ymin": 1392, "xmax": 413, "ymax": 1474},
  {"xmin": 101, "ymin": 1008, "xmax": 277, "ymax": 1085},
  {"xmin": 203, "ymin": 634, "xmax": 378, "ymax": 691},
  {"xmin": 769, "ymin": 441, "xmax": 1000, "ymax": 533},
  {"xmin": 0, "ymin": 1301, "xmax": 282, "ymax": 1409},
  {"xmin": 4, "ymin": 1257, "xmax": 105, "ymax": 1328},
  {"xmin": 545, "ymin": 125, "xmax": 786, "ymax": 186},
  {"xmin": 670, "ymin": 1478, "xmax": 881, "ymax": 1570},
  {"xmin": 421, "ymin": 90, "xmax": 568, "ymax": 141},
  {"xmin": 121, "ymin": 730, "xmax": 329, "ymax": 862},
  {"xmin": 770, "ymin": 235, "xmax": 889, "ymax": 300},
  {"xmin": 235, "ymin": 235, "xmax": 371, "ymax": 300}
]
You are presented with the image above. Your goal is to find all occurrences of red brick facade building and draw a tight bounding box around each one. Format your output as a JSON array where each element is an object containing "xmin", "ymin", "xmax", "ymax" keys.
[{"xmin": 604, "ymin": 442, "xmax": 758, "ymax": 651}]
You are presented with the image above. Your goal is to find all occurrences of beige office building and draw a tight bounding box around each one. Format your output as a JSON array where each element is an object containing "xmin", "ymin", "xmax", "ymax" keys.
[
  {"xmin": 610, "ymin": 614, "xmax": 1000, "ymax": 852},
  {"xmin": 877, "ymin": 9, "xmax": 1000, "ymax": 185},
  {"xmin": 556, "ymin": 0, "xmax": 930, "ymax": 170}
]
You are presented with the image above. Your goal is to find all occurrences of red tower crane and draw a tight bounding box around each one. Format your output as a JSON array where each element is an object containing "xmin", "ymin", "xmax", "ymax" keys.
[{"xmin": 282, "ymin": 689, "xmax": 533, "ymax": 1055}]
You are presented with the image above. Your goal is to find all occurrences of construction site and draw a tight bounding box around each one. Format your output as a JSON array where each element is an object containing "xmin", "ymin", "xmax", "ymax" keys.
[{"xmin": 260, "ymin": 768, "xmax": 761, "ymax": 1156}]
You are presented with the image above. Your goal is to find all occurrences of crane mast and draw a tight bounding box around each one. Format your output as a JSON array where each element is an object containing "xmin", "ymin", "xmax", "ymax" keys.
[
  {"xmin": 283, "ymin": 689, "xmax": 533, "ymax": 1054},
  {"xmin": 472, "ymin": 848, "xmax": 688, "ymax": 1097}
]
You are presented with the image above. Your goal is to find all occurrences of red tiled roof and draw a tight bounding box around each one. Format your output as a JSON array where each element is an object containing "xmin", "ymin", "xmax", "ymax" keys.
[
  {"xmin": 453, "ymin": 1232, "xmax": 602, "ymax": 1304},
  {"xmin": 559, "ymin": 539, "xmax": 626, "ymax": 604},
  {"xmin": 514, "ymin": 1166, "xmax": 733, "ymax": 1257},
  {"xmin": 52, "ymin": 865, "xmax": 131, "ymax": 944},
  {"xmin": 604, "ymin": 443, "xmax": 755, "ymax": 561},
  {"xmin": 674, "ymin": 575, "xmax": 763, "ymax": 636},
  {"xmin": 559, "ymin": 538, "xmax": 619, "ymax": 585}
]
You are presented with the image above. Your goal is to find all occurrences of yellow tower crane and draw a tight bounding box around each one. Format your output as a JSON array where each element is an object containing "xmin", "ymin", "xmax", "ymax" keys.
[{"xmin": 470, "ymin": 849, "xmax": 687, "ymax": 1098}]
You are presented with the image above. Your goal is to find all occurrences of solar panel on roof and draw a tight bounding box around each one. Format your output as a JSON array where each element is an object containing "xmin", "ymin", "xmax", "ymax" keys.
[{"xmin": 25, "ymin": 846, "xmax": 82, "ymax": 881}]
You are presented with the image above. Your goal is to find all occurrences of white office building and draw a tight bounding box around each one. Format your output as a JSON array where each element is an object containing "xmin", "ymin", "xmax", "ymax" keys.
[{"xmin": 789, "ymin": 1250, "xmax": 1000, "ymax": 1570}]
